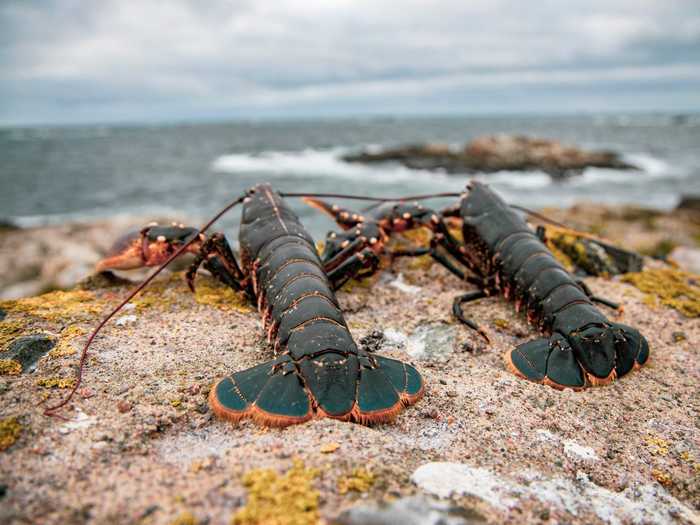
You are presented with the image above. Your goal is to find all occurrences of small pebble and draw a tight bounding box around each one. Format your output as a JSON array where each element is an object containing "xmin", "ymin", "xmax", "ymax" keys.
[
  {"xmin": 671, "ymin": 331, "xmax": 687, "ymax": 343},
  {"xmin": 117, "ymin": 401, "xmax": 132, "ymax": 413},
  {"xmin": 447, "ymin": 390, "xmax": 458, "ymax": 398}
]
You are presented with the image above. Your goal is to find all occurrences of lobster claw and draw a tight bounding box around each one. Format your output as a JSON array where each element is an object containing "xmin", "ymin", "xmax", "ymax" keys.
[{"xmin": 96, "ymin": 224, "xmax": 202, "ymax": 272}]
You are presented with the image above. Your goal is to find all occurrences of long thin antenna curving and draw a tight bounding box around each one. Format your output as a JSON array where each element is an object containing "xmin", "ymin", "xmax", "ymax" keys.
[{"xmin": 44, "ymin": 194, "xmax": 248, "ymax": 416}]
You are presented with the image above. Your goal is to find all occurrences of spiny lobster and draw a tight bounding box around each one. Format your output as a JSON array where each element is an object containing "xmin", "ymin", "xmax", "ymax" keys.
[
  {"xmin": 54, "ymin": 184, "xmax": 423, "ymax": 427},
  {"xmin": 305, "ymin": 181, "xmax": 649, "ymax": 390}
]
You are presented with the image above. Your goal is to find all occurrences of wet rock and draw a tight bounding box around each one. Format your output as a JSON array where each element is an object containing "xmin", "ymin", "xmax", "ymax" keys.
[
  {"xmin": 1, "ymin": 335, "xmax": 55, "ymax": 373},
  {"xmin": 676, "ymin": 195, "xmax": 700, "ymax": 212},
  {"xmin": 0, "ymin": 219, "xmax": 19, "ymax": 232},
  {"xmin": 405, "ymin": 323, "xmax": 457, "ymax": 363},
  {"xmin": 344, "ymin": 135, "xmax": 637, "ymax": 178},
  {"xmin": 77, "ymin": 271, "xmax": 134, "ymax": 291},
  {"xmin": 0, "ymin": 309, "xmax": 5, "ymax": 322},
  {"xmin": 335, "ymin": 495, "xmax": 484, "ymax": 525}
]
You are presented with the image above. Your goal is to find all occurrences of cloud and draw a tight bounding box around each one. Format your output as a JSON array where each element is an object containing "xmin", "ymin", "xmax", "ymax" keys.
[{"xmin": 1, "ymin": 0, "xmax": 699, "ymax": 124}]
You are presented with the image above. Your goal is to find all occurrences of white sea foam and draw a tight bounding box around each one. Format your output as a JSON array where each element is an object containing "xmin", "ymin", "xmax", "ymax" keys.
[
  {"xmin": 210, "ymin": 148, "xmax": 673, "ymax": 193},
  {"xmin": 210, "ymin": 147, "xmax": 449, "ymax": 184}
]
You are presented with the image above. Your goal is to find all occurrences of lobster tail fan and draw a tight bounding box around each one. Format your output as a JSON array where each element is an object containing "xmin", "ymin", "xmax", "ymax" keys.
[
  {"xmin": 209, "ymin": 358, "xmax": 313, "ymax": 427},
  {"xmin": 506, "ymin": 334, "xmax": 586, "ymax": 390}
]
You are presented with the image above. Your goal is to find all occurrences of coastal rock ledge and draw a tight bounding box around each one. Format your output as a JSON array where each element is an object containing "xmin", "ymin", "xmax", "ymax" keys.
[{"xmin": 344, "ymin": 134, "xmax": 637, "ymax": 177}]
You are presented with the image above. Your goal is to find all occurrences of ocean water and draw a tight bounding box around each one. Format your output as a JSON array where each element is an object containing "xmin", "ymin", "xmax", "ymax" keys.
[{"xmin": 1, "ymin": 114, "xmax": 699, "ymax": 240}]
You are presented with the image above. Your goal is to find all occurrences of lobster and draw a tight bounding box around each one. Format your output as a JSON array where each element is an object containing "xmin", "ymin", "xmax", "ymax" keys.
[
  {"xmin": 303, "ymin": 197, "xmax": 482, "ymax": 291},
  {"xmin": 307, "ymin": 182, "xmax": 650, "ymax": 390},
  {"xmin": 80, "ymin": 184, "xmax": 424, "ymax": 427}
]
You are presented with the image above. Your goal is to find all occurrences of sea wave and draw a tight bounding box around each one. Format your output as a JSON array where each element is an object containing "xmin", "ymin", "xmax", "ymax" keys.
[
  {"xmin": 210, "ymin": 147, "xmax": 446, "ymax": 184},
  {"xmin": 210, "ymin": 147, "xmax": 672, "ymax": 193}
]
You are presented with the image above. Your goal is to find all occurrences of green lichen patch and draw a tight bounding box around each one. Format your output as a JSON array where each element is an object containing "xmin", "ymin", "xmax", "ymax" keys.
[
  {"xmin": 0, "ymin": 417, "xmax": 23, "ymax": 451},
  {"xmin": 337, "ymin": 468, "xmax": 375, "ymax": 495},
  {"xmin": 0, "ymin": 290, "xmax": 104, "ymax": 322},
  {"xmin": 194, "ymin": 277, "xmax": 254, "ymax": 314},
  {"xmin": 232, "ymin": 459, "xmax": 319, "ymax": 525},
  {"xmin": 621, "ymin": 268, "xmax": 700, "ymax": 317}
]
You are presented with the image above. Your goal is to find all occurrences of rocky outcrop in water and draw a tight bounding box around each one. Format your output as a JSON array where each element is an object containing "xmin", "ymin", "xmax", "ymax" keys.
[{"xmin": 344, "ymin": 135, "xmax": 637, "ymax": 177}]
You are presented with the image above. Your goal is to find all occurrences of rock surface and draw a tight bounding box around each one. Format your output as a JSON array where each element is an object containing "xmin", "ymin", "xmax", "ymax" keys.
[
  {"xmin": 0, "ymin": 207, "xmax": 699, "ymax": 525},
  {"xmin": 2, "ymin": 335, "xmax": 56, "ymax": 373},
  {"xmin": 343, "ymin": 135, "xmax": 637, "ymax": 177}
]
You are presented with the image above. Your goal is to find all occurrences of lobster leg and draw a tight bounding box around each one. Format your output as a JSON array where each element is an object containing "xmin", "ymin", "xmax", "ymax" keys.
[
  {"xmin": 428, "ymin": 242, "xmax": 485, "ymax": 288},
  {"xmin": 576, "ymin": 280, "xmax": 621, "ymax": 311},
  {"xmin": 452, "ymin": 290, "xmax": 490, "ymax": 342},
  {"xmin": 185, "ymin": 232, "xmax": 249, "ymax": 295},
  {"xmin": 303, "ymin": 197, "xmax": 365, "ymax": 229},
  {"xmin": 326, "ymin": 248, "xmax": 380, "ymax": 290}
]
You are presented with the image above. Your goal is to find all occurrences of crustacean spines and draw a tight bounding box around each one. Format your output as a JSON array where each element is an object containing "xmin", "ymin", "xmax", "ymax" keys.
[
  {"xmin": 453, "ymin": 180, "xmax": 649, "ymax": 390},
  {"xmin": 204, "ymin": 183, "xmax": 423, "ymax": 426},
  {"xmin": 302, "ymin": 197, "xmax": 364, "ymax": 229},
  {"xmin": 208, "ymin": 353, "xmax": 424, "ymax": 427},
  {"xmin": 505, "ymin": 321, "xmax": 649, "ymax": 390},
  {"xmin": 96, "ymin": 224, "xmax": 201, "ymax": 272}
]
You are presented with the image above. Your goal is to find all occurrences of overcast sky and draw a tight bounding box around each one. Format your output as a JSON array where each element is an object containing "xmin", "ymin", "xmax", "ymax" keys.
[{"xmin": 1, "ymin": 0, "xmax": 699, "ymax": 125}]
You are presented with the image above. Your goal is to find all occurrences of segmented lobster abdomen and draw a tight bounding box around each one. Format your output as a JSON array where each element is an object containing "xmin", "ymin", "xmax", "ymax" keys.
[
  {"xmin": 239, "ymin": 184, "xmax": 357, "ymax": 358},
  {"xmin": 211, "ymin": 184, "xmax": 423, "ymax": 424},
  {"xmin": 460, "ymin": 181, "xmax": 599, "ymax": 332}
]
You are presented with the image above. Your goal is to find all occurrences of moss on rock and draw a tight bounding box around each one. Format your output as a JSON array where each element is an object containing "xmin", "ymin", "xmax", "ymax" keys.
[
  {"xmin": 194, "ymin": 277, "xmax": 254, "ymax": 314},
  {"xmin": 622, "ymin": 268, "xmax": 700, "ymax": 317},
  {"xmin": 337, "ymin": 468, "xmax": 375, "ymax": 495},
  {"xmin": 0, "ymin": 290, "xmax": 104, "ymax": 322},
  {"xmin": 0, "ymin": 359, "xmax": 22, "ymax": 375},
  {"xmin": 0, "ymin": 417, "xmax": 22, "ymax": 451},
  {"xmin": 232, "ymin": 459, "xmax": 319, "ymax": 525}
]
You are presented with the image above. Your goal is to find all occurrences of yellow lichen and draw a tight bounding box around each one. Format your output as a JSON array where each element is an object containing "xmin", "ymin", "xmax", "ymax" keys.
[
  {"xmin": 170, "ymin": 511, "xmax": 198, "ymax": 525},
  {"xmin": 0, "ymin": 319, "xmax": 27, "ymax": 351},
  {"xmin": 0, "ymin": 417, "xmax": 22, "ymax": 451},
  {"xmin": 194, "ymin": 277, "xmax": 253, "ymax": 314},
  {"xmin": 622, "ymin": 268, "xmax": 700, "ymax": 317},
  {"xmin": 170, "ymin": 399, "xmax": 182, "ymax": 408},
  {"xmin": 0, "ymin": 290, "xmax": 104, "ymax": 321},
  {"xmin": 36, "ymin": 377, "xmax": 77, "ymax": 389},
  {"xmin": 652, "ymin": 469, "xmax": 672, "ymax": 487},
  {"xmin": 493, "ymin": 318, "xmax": 510, "ymax": 329},
  {"xmin": 232, "ymin": 459, "xmax": 319, "ymax": 525},
  {"xmin": 338, "ymin": 468, "xmax": 375, "ymax": 495},
  {"xmin": 644, "ymin": 435, "xmax": 670, "ymax": 456},
  {"xmin": 0, "ymin": 359, "xmax": 22, "ymax": 376},
  {"xmin": 319, "ymin": 442, "xmax": 340, "ymax": 454},
  {"xmin": 48, "ymin": 325, "xmax": 85, "ymax": 359}
]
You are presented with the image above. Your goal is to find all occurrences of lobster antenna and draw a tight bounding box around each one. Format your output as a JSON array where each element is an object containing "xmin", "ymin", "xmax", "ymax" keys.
[
  {"xmin": 44, "ymin": 193, "xmax": 248, "ymax": 417},
  {"xmin": 510, "ymin": 204, "xmax": 571, "ymax": 230},
  {"xmin": 281, "ymin": 191, "xmax": 461, "ymax": 202}
]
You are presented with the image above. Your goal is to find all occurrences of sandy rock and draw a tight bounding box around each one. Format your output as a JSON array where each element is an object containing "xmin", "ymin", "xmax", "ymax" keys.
[{"xmin": 0, "ymin": 207, "xmax": 698, "ymax": 524}]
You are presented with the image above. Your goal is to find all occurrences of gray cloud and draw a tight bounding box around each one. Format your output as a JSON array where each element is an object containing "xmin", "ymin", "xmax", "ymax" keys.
[{"xmin": 1, "ymin": 0, "xmax": 699, "ymax": 124}]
